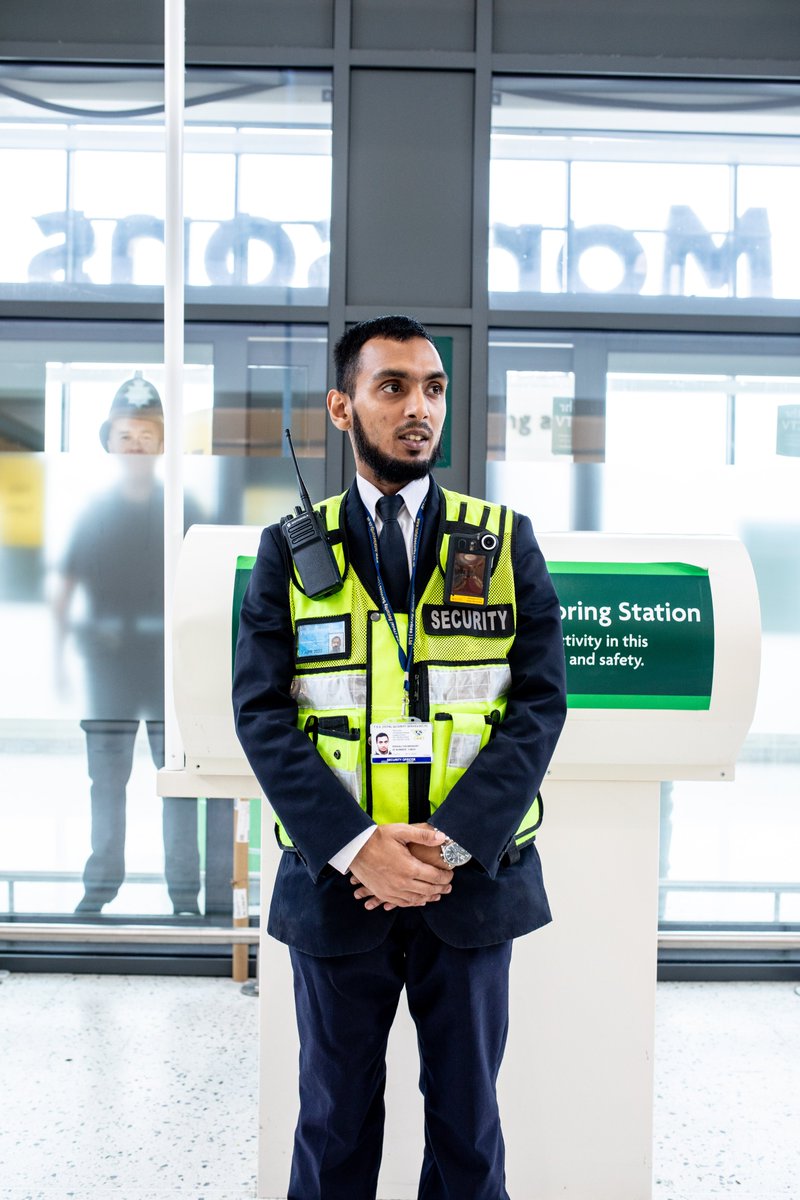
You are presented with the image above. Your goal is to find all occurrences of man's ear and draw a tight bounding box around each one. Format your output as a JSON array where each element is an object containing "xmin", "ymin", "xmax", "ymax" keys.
[{"xmin": 327, "ymin": 388, "xmax": 352, "ymax": 430}]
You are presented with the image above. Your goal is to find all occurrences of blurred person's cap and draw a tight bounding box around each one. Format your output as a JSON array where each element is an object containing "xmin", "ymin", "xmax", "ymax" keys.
[{"xmin": 100, "ymin": 371, "xmax": 164, "ymax": 450}]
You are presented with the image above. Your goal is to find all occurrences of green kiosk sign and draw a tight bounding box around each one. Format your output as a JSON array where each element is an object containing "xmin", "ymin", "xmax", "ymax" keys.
[
  {"xmin": 234, "ymin": 556, "xmax": 715, "ymax": 712},
  {"xmin": 548, "ymin": 561, "xmax": 715, "ymax": 710},
  {"xmin": 233, "ymin": 554, "xmax": 257, "ymax": 662}
]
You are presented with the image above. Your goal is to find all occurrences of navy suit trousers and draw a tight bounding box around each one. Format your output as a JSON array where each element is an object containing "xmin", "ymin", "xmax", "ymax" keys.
[{"xmin": 288, "ymin": 910, "xmax": 513, "ymax": 1200}]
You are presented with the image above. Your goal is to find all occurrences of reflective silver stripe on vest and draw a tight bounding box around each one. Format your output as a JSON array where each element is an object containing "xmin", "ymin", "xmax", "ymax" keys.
[
  {"xmin": 448, "ymin": 733, "xmax": 482, "ymax": 769},
  {"xmin": 290, "ymin": 673, "xmax": 367, "ymax": 710},
  {"xmin": 332, "ymin": 765, "xmax": 362, "ymax": 804},
  {"xmin": 427, "ymin": 664, "xmax": 512, "ymax": 705}
]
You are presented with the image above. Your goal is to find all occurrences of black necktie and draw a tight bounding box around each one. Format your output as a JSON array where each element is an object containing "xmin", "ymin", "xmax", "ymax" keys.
[{"xmin": 376, "ymin": 493, "xmax": 410, "ymax": 612}]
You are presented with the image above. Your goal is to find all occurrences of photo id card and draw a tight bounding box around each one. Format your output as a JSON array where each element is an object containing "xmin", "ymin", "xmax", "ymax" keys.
[
  {"xmin": 370, "ymin": 721, "xmax": 433, "ymax": 764},
  {"xmin": 296, "ymin": 617, "xmax": 348, "ymax": 660}
]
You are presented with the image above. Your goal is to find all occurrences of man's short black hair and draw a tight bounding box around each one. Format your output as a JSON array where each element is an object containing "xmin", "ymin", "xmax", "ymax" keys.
[{"xmin": 333, "ymin": 315, "xmax": 435, "ymax": 397}]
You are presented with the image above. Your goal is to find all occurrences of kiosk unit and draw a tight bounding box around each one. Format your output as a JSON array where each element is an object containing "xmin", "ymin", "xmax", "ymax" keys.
[{"xmin": 160, "ymin": 525, "xmax": 760, "ymax": 1200}]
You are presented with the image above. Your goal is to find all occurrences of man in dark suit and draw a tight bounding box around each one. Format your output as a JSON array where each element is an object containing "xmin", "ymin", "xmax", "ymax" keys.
[{"xmin": 233, "ymin": 315, "xmax": 566, "ymax": 1200}]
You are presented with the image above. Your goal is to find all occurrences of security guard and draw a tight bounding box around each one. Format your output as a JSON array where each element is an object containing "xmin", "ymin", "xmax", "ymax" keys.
[{"xmin": 233, "ymin": 315, "xmax": 567, "ymax": 1200}]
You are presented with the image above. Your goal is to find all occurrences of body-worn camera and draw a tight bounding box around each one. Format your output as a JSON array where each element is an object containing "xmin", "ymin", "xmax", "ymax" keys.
[{"xmin": 443, "ymin": 531, "xmax": 498, "ymax": 607}]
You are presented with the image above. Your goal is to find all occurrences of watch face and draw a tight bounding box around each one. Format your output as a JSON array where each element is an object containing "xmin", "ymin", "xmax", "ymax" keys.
[{"xmin": 442, "ymin": 841, "xmax": 471, "ymax": 867}]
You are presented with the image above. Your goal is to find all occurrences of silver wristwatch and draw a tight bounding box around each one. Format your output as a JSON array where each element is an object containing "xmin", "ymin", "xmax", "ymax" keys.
[{"xmin": 440, "ymin": 838, "xmax": 472, "ymax": 867}]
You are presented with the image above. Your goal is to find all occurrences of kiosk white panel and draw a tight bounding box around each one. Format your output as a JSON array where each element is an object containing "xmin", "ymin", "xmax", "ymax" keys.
[{"xmin": 159, "ymin": 525, "xmax": 761, "ymax": 1200}]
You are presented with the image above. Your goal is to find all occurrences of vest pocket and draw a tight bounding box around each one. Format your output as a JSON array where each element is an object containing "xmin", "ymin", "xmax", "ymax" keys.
[
  {"xmin": 302, "ymin": 713, "xmax": 363, "ymax": 805},
  {"xmin": 430, "ymin": 710, "xmax": 495, "ymax": 805}
]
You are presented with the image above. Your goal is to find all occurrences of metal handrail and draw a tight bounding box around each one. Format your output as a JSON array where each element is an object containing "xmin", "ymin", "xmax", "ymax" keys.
[
  {"xmin": 0, "ymin": 921, "xmax": 259, "ymax": 945},
  {"xmin": 662, "ymin": 880, "xmax": 800, "ymax": 892},
  {"xmin": 659, "ymin": 930, "xmax": 800, "ymax": 951},
  {"xmin": 0, "ymin": 870, "xmax": 176, "ymax": 882},
  {"xmin": 2, "ymin": 876, "xmax": 799, "ymax": 953},
  {"xmin": 0, "ymin": 868, "xmax": 261, "ymax": 919},
  {"xmin": 660, "ymin": 878, "xmax": 800, "ymax": 924},
  {"xmin": 1, "ymin": 923, "xmax": 798, "ymax": 952}
]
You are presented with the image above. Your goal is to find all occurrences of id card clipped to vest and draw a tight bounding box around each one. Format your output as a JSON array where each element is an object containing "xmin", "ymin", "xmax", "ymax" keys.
[
  {"xmin": 443, "ymin": 532, "xmax": 498, "ymax": 607},
  {"xmin": 370, "ymin": 720, "xmax": 433, "ymax": 764}
]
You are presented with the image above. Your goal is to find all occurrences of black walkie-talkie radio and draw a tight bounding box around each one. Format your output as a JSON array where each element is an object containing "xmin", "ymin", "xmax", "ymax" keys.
[{"xmin": 280, "ymin": 428, "xmax": 344, "ymax": 599}]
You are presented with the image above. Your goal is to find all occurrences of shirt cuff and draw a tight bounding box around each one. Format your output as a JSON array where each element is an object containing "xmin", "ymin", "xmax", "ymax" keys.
[{"xmin": 329, "ymin": 826, "xmax": 377, "ymax": 874}]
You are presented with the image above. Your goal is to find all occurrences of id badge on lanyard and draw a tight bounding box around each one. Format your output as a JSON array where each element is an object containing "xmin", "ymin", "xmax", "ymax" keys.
[
  {"xmin": 365, "ymin": 497, "xmax": 433, "ymax": 764},
  {"xmin": 370, "ymin": 719, "xmax": 433, "ymax": 764}
]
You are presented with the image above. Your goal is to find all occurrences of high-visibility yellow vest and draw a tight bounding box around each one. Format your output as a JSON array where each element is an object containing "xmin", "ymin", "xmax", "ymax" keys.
[{"xmin": 280, "ymin": 486, "xmax": 542, "ymax": 852}]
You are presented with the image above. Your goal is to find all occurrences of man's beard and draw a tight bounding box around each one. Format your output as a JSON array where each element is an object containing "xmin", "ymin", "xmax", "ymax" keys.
[{"xmin": 351, "ymin": 408, "xmax": 442, "ymax": 485}]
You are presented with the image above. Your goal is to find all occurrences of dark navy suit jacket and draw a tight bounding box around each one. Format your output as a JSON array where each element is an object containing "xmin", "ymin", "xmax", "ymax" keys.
[{"xmin": 233, "ymin": 479, "xmax": 567, "ymax": 956}]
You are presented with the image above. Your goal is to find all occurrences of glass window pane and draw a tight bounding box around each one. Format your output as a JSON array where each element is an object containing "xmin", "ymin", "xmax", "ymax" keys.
[
  {"xmin": 502, "ymin": 370, "xmax": 576, "ymax": 462},
  {"xmin": 0, "ymin": 65, "xmax": 332, "ymax": 305},
  {"xmin": 490, "ymin": 78, "xmax": 800, "ymax": 312},
  {"xmin": 486, "ymin": 334, "xmax": 577, "ymax": 529},
  {"xmin": 487, "ymin": 329, "xmax": 800, "ymax": 930},
  {"xmin": 606, "ymin": 375, "xmax": 729, "ymax": 469},
  {"xmin": 0, "ymin": 320, "xmax": 327, "ymax": 922}
]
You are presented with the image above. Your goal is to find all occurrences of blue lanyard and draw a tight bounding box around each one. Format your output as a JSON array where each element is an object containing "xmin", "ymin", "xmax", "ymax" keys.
[{"xmin": 364, "ymin": 497, "xmax": 426, "ymax": 713}]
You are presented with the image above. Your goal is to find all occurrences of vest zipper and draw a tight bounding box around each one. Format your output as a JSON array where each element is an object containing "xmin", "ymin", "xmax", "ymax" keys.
[
  {"xmin": 364, "ymin": 612, "xmax": 378, "ymax": 817},
  {"xmin": 409, "ymin": 663, "xmax": 431, "ymax": 823},
  {"xmin": 412, "ymin": 664, "xmax": 427, "ymax": 720}
]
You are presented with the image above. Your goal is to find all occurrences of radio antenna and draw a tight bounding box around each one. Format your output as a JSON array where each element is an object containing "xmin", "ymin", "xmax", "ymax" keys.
[
  {"xmin": 285, "ymin": 428, "xmax": 313, "ymax": 512},
  {"xmin": 280, "ymin": 427, "xmax": 343, "ymax": 599}
]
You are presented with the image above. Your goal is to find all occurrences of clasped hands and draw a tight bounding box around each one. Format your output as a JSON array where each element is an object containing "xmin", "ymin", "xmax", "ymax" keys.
[{"xmin": 349, "ymin": 822, "xmax": 454, "ymax": 912}]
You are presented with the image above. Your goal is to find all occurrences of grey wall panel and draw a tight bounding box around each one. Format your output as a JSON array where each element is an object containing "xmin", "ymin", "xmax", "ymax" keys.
[
  {"xmin": 0, "ymin": 0, "xmax": 334, "ymax": 61},
  {"xmin": 493, "ymin": 0, "xmax": 800, "ymax": 64},
  {"xmin": 4, "ymin": 0, "xmax": 800, "ymax": 68},
  {"xmin": 351, "ymin": 0, "xmax": 475, "ymax": 52},
  {"xmin": 187, "ymin": 0, "xmax": 334, "ymax": 50},
  {"xmin": 0, "ymin": 0, "xmax": 163, "ymax": 57},
  {"xmin": 4, "ymin": 0, "xmax": 799, "ymax": 70},
  {"xmin": 346, "ymin": 71, "xmax": 474, "ymax": 309}
]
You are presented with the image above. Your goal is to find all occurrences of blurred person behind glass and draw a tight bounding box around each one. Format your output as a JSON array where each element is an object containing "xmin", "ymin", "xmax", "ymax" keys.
[{"xmin": 53, "ymin": 373, "xmax": 216, "ymax": 915}]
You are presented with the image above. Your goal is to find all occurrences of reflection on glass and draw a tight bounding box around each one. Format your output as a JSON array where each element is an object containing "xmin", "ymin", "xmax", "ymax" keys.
[
  {"xmin": 489, "ymin": 78, "xmax": 800, "ymax": 307},
  {"xmin": 493, "ymin": 370, "xmax": 576, "ymax": 463},
  {"xmin": 486, "ymin": 333, "xmax": 583, "ymax": 530},
  {"xmin": 52, "ymin": 374, "xmax": 204, "ymax": 914},
  {"xmin": 0, "ymin": 65, "xmax": 332, "ymax": 303},
  {"xmin": 44, "ymin": 360, "xmax": 215, "ymax": 455},
  {"xmin": 242, "ymin": 330, "xmax": 328, "ymax": 459}
]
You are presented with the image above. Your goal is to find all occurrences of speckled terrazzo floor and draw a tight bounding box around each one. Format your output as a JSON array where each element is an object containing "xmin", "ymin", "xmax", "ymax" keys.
[
  {"xmin": 0, "ymin": 973, "xmax": 259, "ymax": 1200},
  {"xmin": 0, "ymin": 973, "xmax": 797, "ymax": 1199},
  {"xmin": 652, "ymin": 981, "xmax": 799, "ymax": 1198}
]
